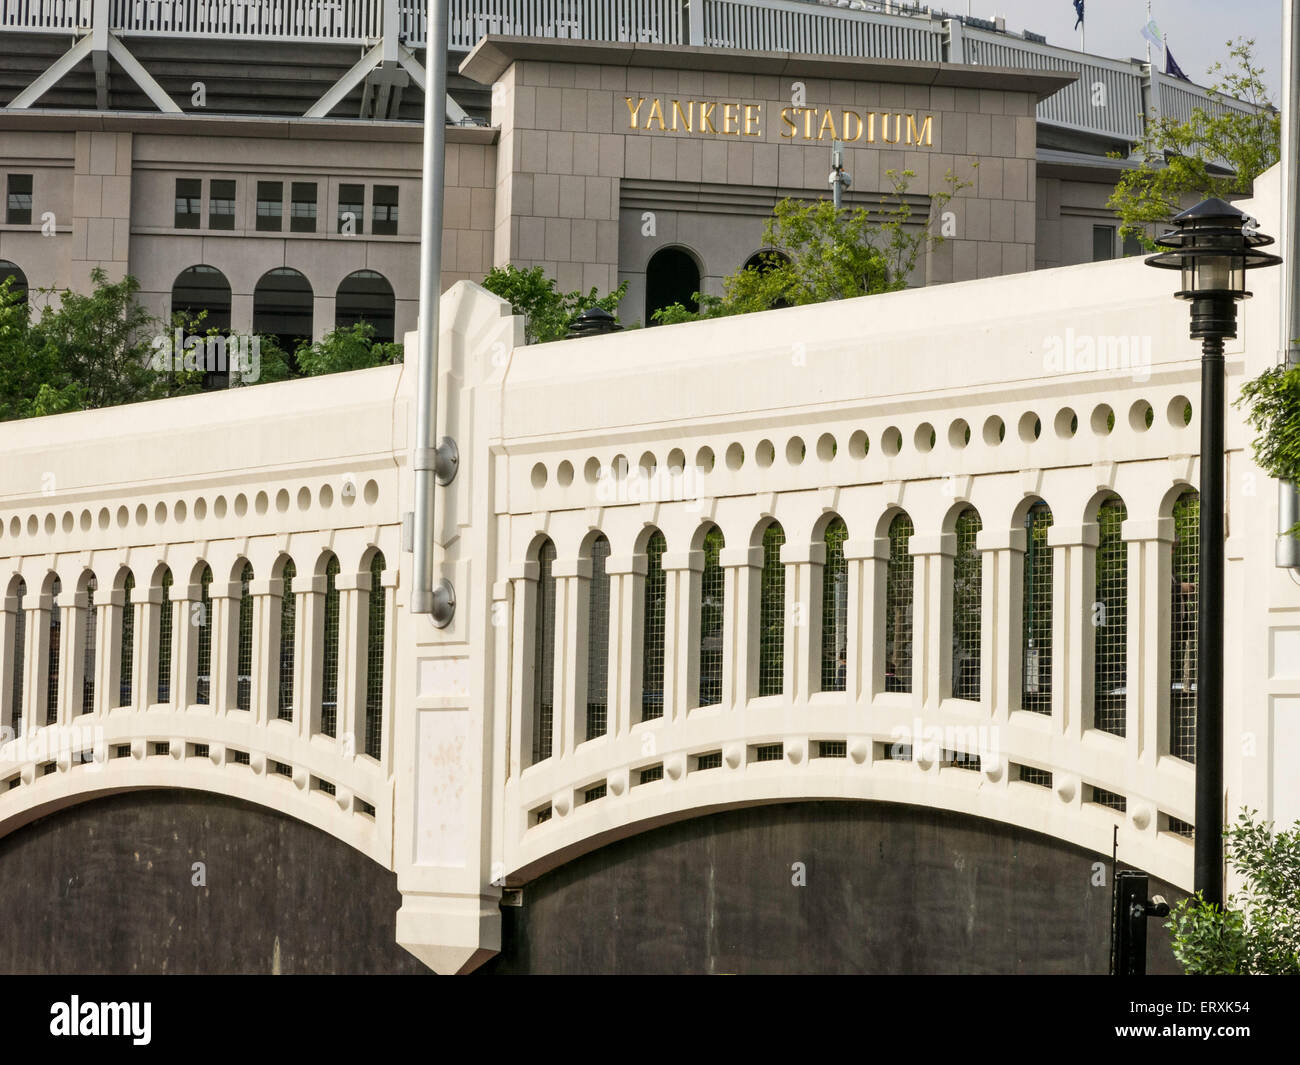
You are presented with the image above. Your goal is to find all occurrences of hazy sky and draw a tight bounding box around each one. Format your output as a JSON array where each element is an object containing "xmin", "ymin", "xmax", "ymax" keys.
[{"xmin": 965, "ymin": 0, "xmax": 1284, "ymax": 99}]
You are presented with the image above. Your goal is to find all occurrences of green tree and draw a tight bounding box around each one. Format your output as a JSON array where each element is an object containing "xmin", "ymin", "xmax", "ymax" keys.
[
  {"xmin": 1237, "ymin": 361, "xmax": 1300, "ymax": 537},
  {"xmin": 651, "ymin": 167, "xmax": 970, "ymax": 325},
  {"xmin": 1166, "ymin": 810, "xmax": 1300, "ymax": 974},
  {"xmin": 289, "ymin": 321, "xmax": 403, "ymax": 378},
  {"xmin": 481, "ymin": 264, "xmax": 629, "ymax": 343},
  {"xmin": 1108, "ymin": 38, "xmax": 1280, "ymax": 249}
]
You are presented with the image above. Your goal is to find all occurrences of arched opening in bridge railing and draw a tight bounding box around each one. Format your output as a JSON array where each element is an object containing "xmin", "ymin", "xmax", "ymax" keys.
[
  {"xmin": 278, "ymin": 559, "xmax": 297, "ymax": 723},
  {"xmin": 320, "ymin": 555, "xmax": 341, "ymax": 737},
  {"xmin": 6, "ymin": 577, "xmax": 26, "ymax": 738},
  {"xmin": 884, "ymin": 513, "xmax": 914, "ymax": 694},
  {"xmin": 364, "ymin": 552, "xmax": 387, "ymax": 760},
  {"xmin": 584, "ymin": 535, "xmax": 611, "ymax": 741},
  {"xmin": 236, "ymin": 562, "xmax": 254, "ymax": 712},
  {"xmin": 1021, "ymin": 501, "xmax": 1054, "ymax": 715},
  {"xmin": 155, "ymin": 567, "xmax": 174, "ymax": 706},
  {"xmin": 641, "ymin": 530, "xmax": 667, "ymax": 721},
  {"xmin": 118, "ymin": 570, "xmax": 135, "ymax": 708},
  {"xmin": 1170, "ymin": 490, "xmax": 1200, "ymax": 762},
  {"xmin": 758, "ymin": 521, "xmax": 786, "ymax": 698},
  {"xmin": 951, "ymin": 506, "xmax": 983, "ymax": 703},
  {"xmin": 43, "ymin": 575, "xmax": 61, "ymax": 725},
  {"xmin": 79, "ymin": 572, "xmax": 97, "ymax": 716},
  {"xmin": 697, "ymin": 525, "xmax": 725, "ymax": 709},
  {"xmin": 195, "ymin": 565, "xmax": 213, "ymax": 706},
  {"xmin": 1093, "ymin": 496, "xmax": 1128, "ymax": 737},
  {"xmin": 531, "ymin": 539, "xmax": 557, "ymax": 765},
  {"xmin": 819, "ymin": 516, "xmax": 849, "ymax": 694}
]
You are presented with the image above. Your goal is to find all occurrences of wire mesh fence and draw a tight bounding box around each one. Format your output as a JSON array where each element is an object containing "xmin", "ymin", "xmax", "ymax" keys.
[
  {"xmin": 532, "ymin": 540, "xmax": 557, "ymax": 764},
  {"xmin": 1171, "ymin": 491, "xmax": 1199, "ymax": 762},
  {"xmin": 642, "ymin": 532, "xmax": 666, "ymax": 720},
  {"xmin": 885, "ymin": 513, "xmax": 914, "ymax": 693},
  {"xmin": 1094, "ymin": 498, "xmax": 1127, "ymax": 736},
  {"xmin": 586, "ymin": 536, "xmax": 610, "ymax": 740},
  {"xmin": 1022, "ymin": 502, "xmax": 1053, "ymax": 714},
  {"xmin": 759, "ymin": 523, "xmax": 786, "ymax": 697},
  {"xmin": 821, "ymin": 518, "xmax": 848, "ymax": 693},
  {"xmin": 698, "ymin": 526, "xmax": 725, "ymax": 708},
  {"xmin": 952, "ymin": 507, "xmax": 982, "ymax": 701}
]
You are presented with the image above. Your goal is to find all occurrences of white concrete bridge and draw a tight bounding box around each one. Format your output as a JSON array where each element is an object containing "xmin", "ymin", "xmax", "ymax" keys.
[{"xmin": 2, "ymin": 166, "xmax": 1297, "ymax": 973}]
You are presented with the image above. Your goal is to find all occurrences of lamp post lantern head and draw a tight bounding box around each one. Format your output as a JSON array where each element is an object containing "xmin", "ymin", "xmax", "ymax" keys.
[{"xmin": 1145, "ymin": 197, "xmax": 1282, "ymax": 339}]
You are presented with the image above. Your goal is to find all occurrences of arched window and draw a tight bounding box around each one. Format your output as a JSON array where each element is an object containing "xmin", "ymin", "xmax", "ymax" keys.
[
  {"xmin": 81, "ymin": 575, "xmax": 97, "ymax": 715},
  {"xmin": 321, "ymin": 555, "xmax": 340, "ymax": 737},
  {"xmin": 278, "ymin": 560, "xmax": 296, "ymax": 721},
  {"xmin": 9, "ymin": 579, "xmax": 26, "ymax": 736},
  {"xmin": 365, "ymin": 553, "xmax": 386, "ymax": 758},
  {"xmin": 1094, "ymin": 497, "xmax": 1128, "ymax": 736},
  {"xmin": 1022, "ymin": 502, "xmax": 1054, "ymax": 714},
  {"xmin": 196, "ymin": 566, "xmax": 213, "ymax": 705},
  {"xmin": 952, "ymin": 508, "xmax": 982, "ymax": 701},
  {"xmin": 171, "ymin": 265, "xmax": 232, "ymax": 331},
  {"xmin": 885, "ymin": 514, "xmax": 914, "ymax": 694},
  {"xmin": 253, "ymin": 267, "xmax": 313, "ymax": 357},
  {"xmin": 821, "ymin": 518, "xmax": 849, "ymax": 692},
  {"xmin": 335, "ymin": 270, "xmax": 395, "ymax": 343},
  {"xmin": 119, "ymin": 572, "xmax": 135, "ymax": 707},
  {"xmin": 743, "ymin": 249, "xmax": 790, "ymax": 274},
  {"xmin": 0, "ymin": 260, "xmax": 28, "ymax": 305},
  {"xmin": 642, "ymin": 531, "xmax": 667, "ymax": 720},
  {"xmin": 45, "ymin": 577, "xmax": 61, "ymax": 724},
  {"xmin": 698, "ymin": 526, "xmax": 725, "ymax": 708},
  {"xmin": 759, "ymin": 522, "xmax": 786, "ymax": 697},
  {"xmin": 586, "ymin": 536, "xmax": 611, "ymax": 740},
  {"xmin": 532, "ymin": 540, "xmax": 557, "ymax": 764},
  {"xmin": 156, "ymin": 569, "xmax": 173, "ymax": 704},
  {"xmin": 645, "ymin": 247, "xmax": 700, "ymax": 325},
  {"xmin": 1171, "ymin": 490, "xmax": 1199, "ymax": 761},
  {"xmin": 236, "ymin": 563, "xmax": 253, "ymax": 711}
]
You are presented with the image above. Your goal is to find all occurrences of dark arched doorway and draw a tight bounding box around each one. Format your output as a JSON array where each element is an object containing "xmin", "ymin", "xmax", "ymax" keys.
[
  {"xmin": 335, "ymin": 270, "xmax": 395, "ymax": 343},
  {"xmin": 253, "ymin": 267, "xmax": 314, "ymax": 366},
  {"xmin": 0, "ymin": 260, "xmax": 28, "ymax": 305},
  {"xmin": 171, "ymin": 265, "xmax": 232, "ymax": 331},
  {"xmin": 645, "ymin": 246, "xmax": 700, "ymax": 325}
]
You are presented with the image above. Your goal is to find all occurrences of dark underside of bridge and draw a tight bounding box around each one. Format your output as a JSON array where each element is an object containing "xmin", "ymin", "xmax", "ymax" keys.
[{"xmin": 0, "ymin": 791, "xmax": 1182, "ymax": 974}]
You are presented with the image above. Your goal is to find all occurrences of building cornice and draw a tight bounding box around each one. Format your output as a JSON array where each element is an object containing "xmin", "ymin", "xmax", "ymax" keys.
[
  {"xmin": 0, "ymin": 109, "xmax": 497, "ymax": 144},
  {"xmin": 460, "ymin": 35, "xmax": 1078, "ymax": 99}
]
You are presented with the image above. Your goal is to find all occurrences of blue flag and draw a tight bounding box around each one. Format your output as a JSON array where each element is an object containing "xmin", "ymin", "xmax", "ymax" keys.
[
  {"xmin": 1073, "ymin": 0, "xmax": 1084, "ymax": 29},
  {"xmin": 1166, "ymin": 45, "xmax": 1190, "ymax": 81}
]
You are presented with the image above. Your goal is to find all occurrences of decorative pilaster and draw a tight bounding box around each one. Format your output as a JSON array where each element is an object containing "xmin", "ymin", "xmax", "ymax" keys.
[
  {"xmin": 719, "ymin": 545, "xmax": 763, "ymax": 706},
  {"xmin": 977, "ymin": 526, "xmax": 1026, "ymax": 721}
]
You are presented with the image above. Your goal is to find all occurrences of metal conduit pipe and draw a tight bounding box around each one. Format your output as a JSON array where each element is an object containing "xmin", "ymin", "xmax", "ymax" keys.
[{"xmin": 412, "ymin": 0, "xmax": 458, "ymax": 625}]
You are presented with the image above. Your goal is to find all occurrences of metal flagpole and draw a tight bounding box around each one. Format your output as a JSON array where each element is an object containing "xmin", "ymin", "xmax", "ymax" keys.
[{"xmin": 1146, "ymin": 1, "xmax": 1153, "ymax": 64}]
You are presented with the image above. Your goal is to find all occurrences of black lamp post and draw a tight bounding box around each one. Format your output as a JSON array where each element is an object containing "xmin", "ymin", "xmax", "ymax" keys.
[{"xmin": 1145, "ymin": 198, "xmax": 1281, "ymax": 907}]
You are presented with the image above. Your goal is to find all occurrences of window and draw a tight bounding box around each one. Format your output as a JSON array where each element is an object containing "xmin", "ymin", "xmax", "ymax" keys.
[
  {"xmin": 758, "ymin": 523, "xmax": 786, "ymax": 696},
  {"xmin": 638, "ymin": 764, "xmax": 664, "ymax": 784},
  {"xmin": 885, "ymin": 513, "xmax": 914, "ymax": 693},
  {"xmin": 81, "ymin": 575, "xmax": 97, "ymax": 715},
  {"xmin": 1088, "ymin": 785, "xmax": 1127, "ymax": 813},
  {"xmin": 278, "ymin": 560, "xmax": 296, "ymax": 721},
  {"xmin": 1017, "ymin": 764, "xmax": 1053, "ymax": 788},
  {"xmin": 584, "ymin": 782, "xmax": 607, "ymax": 803},
  {"xmin": 372, "ymin": 184, "xmax": 398, "ymax": 235},
  {"xmin": 1022, "ymin": 503, "xmax": 1053, "ymax": 714},
  {"xmin": 817, "ymin": 740, "xmax": 847, "ymax": 758},
  {"xmin": 196, "ymin": 566, "xmax": 212, "ymax": 705},
  {"xmin": 364, "ymin": 553, "xmax": 386, "ymax": 758},
  {"xmin": 585, "ymin": 536, "xmax": 610, "ymax": 740},
  {"xmin": 1092, "ymin": 224, "xmax": 1116, "ymax": 262},
  {"xmin": 256, "ymin": 181, "xmax": 283, "ymax": 232},
  {"xmin": 290, "ymin": 181, "xmax": 317, "ymax": 233},
  {"xmin": 338, "ymin": 183, "xmax": 365, "ymax": 234},
  {"xmin": 45, "ymin": 578, "xmax": 61, "ymax": 724},
  {"xmin": 6, "ymin": 173, "xmax": 33, "ymax": 224},
  {"xmin": 119, "ymin": 573, "xmax": 134, "ymax": 707},
  {"xmin": 820, "ymin": 518, "xmax": 848, "ymax": 692},
  {"xmin": 695, "ymin": 750, "xmax": 722, "ymax": 771},
  {"xmin": 642, "ymin": 531, "xmax": 666, "ymax": 720},
  {"xmin": 1171, "ymin": 491, "xmax": 1199, "ymax": 762},
  {"xmin": 236, "ymin": 563, "xmax": 253, "ymax": 711},
  {"xmin": 1121, "ymin": 231, "xmax": 1145, "ymax": 257},
  {"xmin": 208, "ymin": 179, "xmax": 235, "ymax": 230},
  {"xmin": 755, "ymin": 742, "xmax": 784, "ymax": 763},
  {"xmin": 174, "ymin": 178, "xmax": 202, "ymax": 229},
  {"xmin": 156, "ymin": 569, "xmax": 173, "ymax": 704},
  {"xmin": 1094, "ymin": 498, "xmax": 1128, "ymax": 736},
  {"xmin": 645, "ymin": 246, "xmax": 700, "ymax": 324},
  {"xmin": 532, "ymin": 541, "xmax": 556, "ymax": 764},
  {"xmin": 698, "ymin": 526, "xmax": 724, "ymax": 708},
  {"xmin": 335, "ymin": 270, "xmax": 395, "ymax": 343},
  {"xmin": 321, "ymin": 556, "xmax": 340, "ymax": 737},
  {"xmin": 252, "ymin": 267, "xmax": 313, "ymax": 356},
  {"xmin": 952, "ymin": 507, "xmax": 982, "ymax": 701},
  {"xmin": 9, "ymin": 580, "xmax": 25, "ymax": 737}
]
